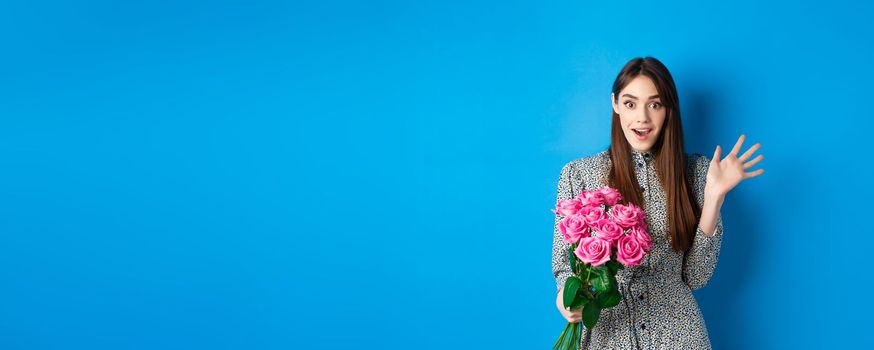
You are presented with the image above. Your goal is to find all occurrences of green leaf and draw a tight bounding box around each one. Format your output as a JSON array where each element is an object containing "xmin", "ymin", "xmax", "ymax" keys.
[
  {"xmin": 606, "ymin": 260, "xmax": 623, "ymax": 274},
  {"xmin": 590, "ymin": 266, "xmax": 616, "ymax": 293},
  {"xmin": 569, "ymin": 292, "xmax": 589, "ymax": 309},
  {"xmin": 597, "ymin": 290, "xmax": 622, "ymax": 308},
  {"xmin": 563, "ymin": 276, "xmax": 582, "ymax": 309},
  {"xmin": 582, "ymin": 299, "xmax": 602, "ymax": 329}
]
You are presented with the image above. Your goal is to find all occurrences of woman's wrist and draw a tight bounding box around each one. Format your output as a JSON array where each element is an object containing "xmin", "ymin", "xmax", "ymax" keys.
[
  {"xmin": 699, "ymin": 193, "xmax": 724, "ymax": 237},
  {"xmin": 703, "ymin": 183, "xmax": 725, "ymax": 203},
  {"xmin": 703, "ymin": 192, "xmax": 725, "ymax": 211}
]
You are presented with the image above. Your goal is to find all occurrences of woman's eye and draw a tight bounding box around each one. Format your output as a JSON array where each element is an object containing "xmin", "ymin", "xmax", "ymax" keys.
[
  {"xmin": 649, "ymin": 102, "xmax": 662, "ymax": 109},
  {"xmin": 624, "ymin": 101, "xmax": 634, "ymax": 108}
]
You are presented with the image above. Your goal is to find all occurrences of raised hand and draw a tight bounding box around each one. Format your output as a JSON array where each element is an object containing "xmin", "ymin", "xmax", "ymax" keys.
[{"xmin": 705, "ymin": 134, "xmax": 765, "ymax": 198}]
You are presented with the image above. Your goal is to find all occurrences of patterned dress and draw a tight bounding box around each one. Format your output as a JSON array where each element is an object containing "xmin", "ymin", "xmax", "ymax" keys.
[{"xmin": 551, "ymin": 147, "xmax": 724, "ymax": 349}]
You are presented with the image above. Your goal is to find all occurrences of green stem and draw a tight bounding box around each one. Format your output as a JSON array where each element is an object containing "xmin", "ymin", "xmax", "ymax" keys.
[
  {"xmin": 573, "ymin": 323, "xmax": 581, "ymax": 350},
  {"xmin": 553, "ymin": 322, "xmax": 570, "ymax": 349}
]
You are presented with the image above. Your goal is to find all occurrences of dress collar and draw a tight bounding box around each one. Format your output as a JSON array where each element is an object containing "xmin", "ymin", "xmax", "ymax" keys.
[{"xmin": 629, "ymin": 148, "xmax": 653, "ymax": 161}]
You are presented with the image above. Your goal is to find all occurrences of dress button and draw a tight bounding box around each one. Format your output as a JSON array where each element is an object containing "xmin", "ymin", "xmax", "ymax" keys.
[
  {"xmin": 640, "ymin": 323, "xmax": 646, "ymax": 330},
  {"xmin": 639, "ymin": 292, "xmax": 646, "ymax": 300}
]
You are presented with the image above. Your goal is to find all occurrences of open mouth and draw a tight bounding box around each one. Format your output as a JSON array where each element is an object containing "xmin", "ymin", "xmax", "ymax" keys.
[{"xmin": 632, "ymin": 128, "xmax": 652, "ymax": 137}]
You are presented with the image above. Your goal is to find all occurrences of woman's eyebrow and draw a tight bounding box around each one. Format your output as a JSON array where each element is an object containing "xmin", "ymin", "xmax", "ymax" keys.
[{"xmin": 621, "ymin": 93, "xmax": 660, "ymax": 100}]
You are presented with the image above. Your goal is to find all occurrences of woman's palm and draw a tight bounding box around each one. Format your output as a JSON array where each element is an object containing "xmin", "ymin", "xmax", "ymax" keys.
[{"xmin": 705, "ymin": 134, "xmax": 765, "ymax": 197}]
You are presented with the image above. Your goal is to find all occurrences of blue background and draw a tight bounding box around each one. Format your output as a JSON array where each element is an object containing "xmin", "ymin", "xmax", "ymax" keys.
[{"xmin": 1, "ymin": 1, "xmax": 871, "ymax": 349}]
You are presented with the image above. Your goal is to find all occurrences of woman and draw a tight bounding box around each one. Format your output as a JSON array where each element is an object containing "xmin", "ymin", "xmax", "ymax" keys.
[{"xmin": 551, "ymin": 57, "xmax": 764, "ymax": 349}]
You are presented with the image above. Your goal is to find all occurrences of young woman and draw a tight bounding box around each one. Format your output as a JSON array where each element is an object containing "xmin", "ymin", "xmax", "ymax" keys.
[{"xmin": 551, "ymin": 57, "xmax": 765, "ymax": 349}]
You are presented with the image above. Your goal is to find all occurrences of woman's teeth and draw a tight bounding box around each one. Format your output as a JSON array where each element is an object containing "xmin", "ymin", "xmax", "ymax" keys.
[{"xmin": 633, "ymin": 129, "xmax": 651, "ymax": 136}]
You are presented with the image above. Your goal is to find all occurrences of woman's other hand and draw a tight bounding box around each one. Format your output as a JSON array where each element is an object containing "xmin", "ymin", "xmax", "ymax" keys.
[{"xmin": 556, "ymin": 287, "xmax": 582, "ymax": 323}]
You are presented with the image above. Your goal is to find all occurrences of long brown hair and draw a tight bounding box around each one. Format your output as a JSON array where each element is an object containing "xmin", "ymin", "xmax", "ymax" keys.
[{"xmin": 607, "ymin": 57, "xmax": 699, "ymax": 253}]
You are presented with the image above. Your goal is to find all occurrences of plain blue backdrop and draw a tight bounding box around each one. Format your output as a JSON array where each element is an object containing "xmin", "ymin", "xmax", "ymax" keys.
[{"xmin": 1, "ymin": 1, "xmax": 872, "ymax": 349}]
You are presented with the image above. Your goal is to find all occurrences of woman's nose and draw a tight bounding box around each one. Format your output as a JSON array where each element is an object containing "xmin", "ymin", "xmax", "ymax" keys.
[{"xmin": 636, "ymin": 111, "xmax": 651, "ymax": 122}]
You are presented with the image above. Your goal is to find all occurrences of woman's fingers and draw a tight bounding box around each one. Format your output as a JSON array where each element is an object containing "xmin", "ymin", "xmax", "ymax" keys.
[
  {"xmin": 739, "ymin": 143, "xmax": 761, "ymax": 162},
  {"xmin": 729, "ymin": 134, "xmax": 746, "ymax": 157},
  {"xmin": 559, "ymin": 295, "xmax": 582, "ymax": 322},
  {"xmin": 564, "ymin": 308, "xmax": 582, "ymax": 322},
  {"xmin": 743, "ymin": 154, "xmax": 764, "ymax": 169},
  {"xmin": 556, "ymin": 288, "xmax": 581, "ymax": 322},
  {"xmin": 743, "ymin": 168, "xmax": 765, "ymax": 179}
]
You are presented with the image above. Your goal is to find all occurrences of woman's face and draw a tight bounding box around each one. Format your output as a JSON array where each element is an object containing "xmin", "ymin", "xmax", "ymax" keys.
[{"xmin": 611, "ymin": 75, "xmax": 666, "ymax": 152}]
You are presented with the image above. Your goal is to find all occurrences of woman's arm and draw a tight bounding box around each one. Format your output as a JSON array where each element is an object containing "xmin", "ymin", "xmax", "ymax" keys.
[
  {"xmin": 699, "ymin": 192, "xmax": 725, "ymax": 237},
  {"xmin": 683, "ymin": 134, "xmax": 765, "ymax": 290},
  {"xmin": 552, "ymin": 161, "xmax": 584, "ymax": 323},
  {"xmin": 682, "ymin": 154, "xmax": 725, "ymax": 291},
  {"xmin": 551, "ymin": 162, "xmax": 577, "ymax": 291}
]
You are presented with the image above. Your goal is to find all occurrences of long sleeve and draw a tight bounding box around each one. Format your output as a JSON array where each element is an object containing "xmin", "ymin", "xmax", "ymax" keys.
[
  {"xmin": 682, "ymin": 154, "xmax": 724, "ymax": 291},
  {"xmin": 551, "ymin": 161, "xmax": 579, "ymax": 291}
]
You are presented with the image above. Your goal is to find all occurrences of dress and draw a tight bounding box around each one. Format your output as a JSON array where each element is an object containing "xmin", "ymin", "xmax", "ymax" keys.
[{"xmin": 551, "ymin": 147, "xmax": 724, "ymax": 349}]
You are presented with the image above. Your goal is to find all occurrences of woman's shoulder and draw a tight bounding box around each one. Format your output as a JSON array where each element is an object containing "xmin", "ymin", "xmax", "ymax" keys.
[
  {"xmin": 685, "ymin": 151, "xmax": 711, "ymax": 173},
  {"xmin": 684, "ymin": 152, "xmax": 713, "ymax": 194},
  {"xmin": 562, "ymin": 150, "xmax": 611, "ymax": 180},
  {"xmin": 557, "ymin": 149, "xmax": 609, "ymax": 191}
]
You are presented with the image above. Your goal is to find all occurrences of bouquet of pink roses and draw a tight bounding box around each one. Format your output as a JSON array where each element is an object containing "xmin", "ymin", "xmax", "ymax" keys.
[{"xmin": 552, "ymin": 186, "xmax": 654, "ymax": 350}]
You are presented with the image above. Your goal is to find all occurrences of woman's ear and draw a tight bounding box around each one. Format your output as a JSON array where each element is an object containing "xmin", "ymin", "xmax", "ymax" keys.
[{"xmin": 611, "ymin": 93, "xmax": 619, "ymax": 115}]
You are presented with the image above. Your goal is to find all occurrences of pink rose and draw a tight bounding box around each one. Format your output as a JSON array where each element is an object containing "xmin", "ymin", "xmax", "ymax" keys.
[
  {"xmin": 598, "ymin": 187, "xmax": 623, "ymax": 206},
  {"xmin": 559, "ymin": 214, "xmax": 588, "ymax": 244},
  {"xmin": 578, "ymin": 206, "xmax": 606, "ymax": 227},
  {"xmin": 577, "ymin": 190, "xmax": 605, "ymax": 207},
  {"xmin": 628, "ymin": 225, "xmax": 653, "ymax": 252},
  {"xmin": 610, "ymin": 203, "xmax": 644, "ymax": 228},
  {"xmin": 616, "ymin": 234, "xmax": 645, "ymax": 266},
  {"xmin": 551, "ymin": 198, "xmax": 583, "ymax": 217},
  {"xmin": 593, "ymin": 218, "xmax": 623, "ymax": 243},
  {"xmin": 574, "ymin": 236, "xmax": 612, "ymax": 267},
  {"xmin": 632, "ymin": 204, "xmax": 647, "ymax": 222}
]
